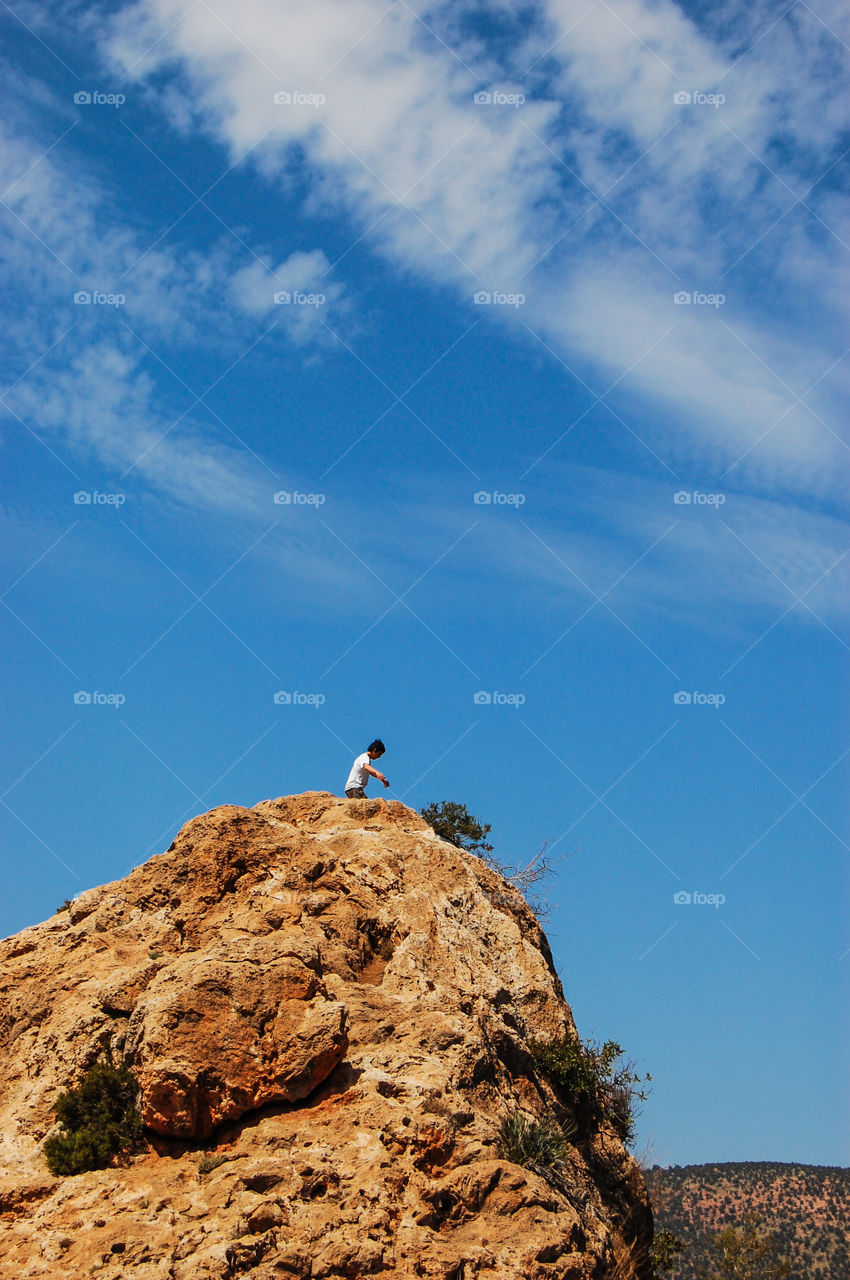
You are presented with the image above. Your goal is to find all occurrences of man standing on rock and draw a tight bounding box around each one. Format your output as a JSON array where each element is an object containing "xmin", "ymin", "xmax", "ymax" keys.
[{"xmin": 345, "ymin": 740, "xmax": 389, "ymax": 798}]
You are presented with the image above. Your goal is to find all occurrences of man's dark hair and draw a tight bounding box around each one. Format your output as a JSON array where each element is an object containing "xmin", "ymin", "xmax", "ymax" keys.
[{"xmin": 368, "ymin": 739, "xmax": 385, "ymax": 755}]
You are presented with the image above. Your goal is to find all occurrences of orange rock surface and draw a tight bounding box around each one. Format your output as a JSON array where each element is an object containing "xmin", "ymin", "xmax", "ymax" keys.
[{"xmin": 0, "ymin": 793, "xmax": 652, "ymax": 1279}]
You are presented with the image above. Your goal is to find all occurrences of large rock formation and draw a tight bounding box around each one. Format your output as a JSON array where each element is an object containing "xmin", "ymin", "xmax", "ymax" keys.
[{"xmin": 0, "ymin": 793, "xmax": 653, "ymax": 1279}]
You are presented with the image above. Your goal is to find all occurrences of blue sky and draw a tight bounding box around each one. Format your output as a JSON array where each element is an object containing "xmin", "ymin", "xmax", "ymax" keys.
[{"xmin": 1, "ymin": 0, "xmax": 848, "ymax": 1168}]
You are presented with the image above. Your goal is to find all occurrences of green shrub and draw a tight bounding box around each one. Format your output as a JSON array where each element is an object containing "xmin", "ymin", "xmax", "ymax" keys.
[
  {"xmin": 698, "ymin": 1212, "xmax": 791, "ymax": 1280},
  {"xmin": 497, "ymin": 1110, "xmax": 573, "ymax": 1180},
  {"xmin": 652, "ymin": 1227, "xmax": 688, "ymax": 1273},
  {"xmin": 198, "ymin": 1152, "xmax": 229, "ymax": 1175},
  {"xmin": 420, "ymin": 800, "xmax": 555, "ymax": 918},
  {"xmin": 531, "ymin": 1035, "xmax": 650, "ymax": 1145},
  {"xmin": 43, "ymin": 1057, "xmax": 142, "ymax": 1176},
  {"xmin": 420, "ymin": 801, "xmax": 493, "ymax": 855}
]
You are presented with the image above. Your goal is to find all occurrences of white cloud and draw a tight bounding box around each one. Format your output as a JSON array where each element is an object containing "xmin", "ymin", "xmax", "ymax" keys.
[
  {"xmin": 99, "ymin": 0, "xmax": 849, "ymax": 504},
  {"xmin": 0, "ymin": 106, "xmax": 348, "ymax": 349},
  {"xmin": 0, "ymin": 94, "xmax": 352, "ymax": 516},
  {"xmin": 230, "ymin": 249, "xmax": 345, "ymax": 343},
  {"xmin": 450, "ymin": 463, "xmax": 850, "ymax": 647},
  {"xmin": 524, "ymin": 257, "xmax": 848, "ymax": 499},
  {"xmin": 5, "ymin": 341, "xmax": 271, "ymax": 514}
]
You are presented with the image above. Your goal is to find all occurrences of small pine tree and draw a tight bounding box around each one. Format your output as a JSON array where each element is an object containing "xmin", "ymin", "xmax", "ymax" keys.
[
  {"xmin": 43, "ymin": 1057, "xmax": 142, "ymax": 1176},
  {"xmin": 420, "ymin": 799, "xmax": 556, "ymax": 917},
  {"xmin": 419, "ymin": 801, "xmax": 493, "ymax": 855},
  {"xmin": 697, "ymin": 1212, "xmax": 791, "ymax": 1280},
  {"xmin": 652, "ymin": 1227, "xmax": 688, "ymax": 1273}
]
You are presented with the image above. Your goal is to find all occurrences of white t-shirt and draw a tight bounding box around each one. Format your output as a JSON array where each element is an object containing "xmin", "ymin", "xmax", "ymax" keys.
[{"xmin": 346, "ymin": 752, "xmax": 372, "ymax": 791}]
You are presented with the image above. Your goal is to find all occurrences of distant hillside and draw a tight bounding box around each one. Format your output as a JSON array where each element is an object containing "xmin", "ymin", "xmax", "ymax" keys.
[{"xmin": 646, "ymin": 1162, "xmax": 850, "ymax": 1280}]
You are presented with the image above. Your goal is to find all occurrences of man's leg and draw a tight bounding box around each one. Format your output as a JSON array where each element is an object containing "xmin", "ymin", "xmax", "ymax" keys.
[{"xmin": 345, "ymin": 787, "xmax": 366, "ymax": 799}]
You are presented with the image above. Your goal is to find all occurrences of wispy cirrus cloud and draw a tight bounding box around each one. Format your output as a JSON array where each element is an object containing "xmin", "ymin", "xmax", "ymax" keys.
[
  {"xmin": 0, "ymin": 82, "xmax": 348, "ymax": 514},
  {"xmin": 2, "ymin": 0, "xmax": 847, "ymax": 600},
  {"xmin": 0, "ymin": 105, "xmax": 347, "ymax": 346},
  {"xmin": 5, "ymin": 341, "xmax": 272, "ymax": 513},
  {"xmin": 96, "ymin": 0, "xmax": 849, "ymax": 504},
  {"xmin": 409, "ymin": 461, "xmax": 850, "ymax": 643}
]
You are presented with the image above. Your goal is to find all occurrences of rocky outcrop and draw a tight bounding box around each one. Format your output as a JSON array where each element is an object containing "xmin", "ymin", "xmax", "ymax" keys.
[
  {"xmin": 125, "ymin": 936, "xmax": 348, "ymax": 1139},
  {"xmin": 0, "ymin": 793, "xmax": 653, "ymax": 1279}
]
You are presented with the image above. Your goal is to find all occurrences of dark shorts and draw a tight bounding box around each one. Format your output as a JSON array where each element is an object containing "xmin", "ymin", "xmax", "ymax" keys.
[{"xmin": 345, "ymin": 787, "xmax": 366, "ymax": 799}]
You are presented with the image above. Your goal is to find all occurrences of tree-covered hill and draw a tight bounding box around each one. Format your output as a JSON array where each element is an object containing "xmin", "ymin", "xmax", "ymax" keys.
[{"xmin": 646, "ymin": 1162, "xmax": 850, "ymax": 1280}]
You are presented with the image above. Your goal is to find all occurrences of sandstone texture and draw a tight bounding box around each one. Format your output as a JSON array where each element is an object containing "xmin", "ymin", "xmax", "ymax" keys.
[{"xmin": 0, "ymin": 793, "xmax": 652, "ymax": 1279}]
